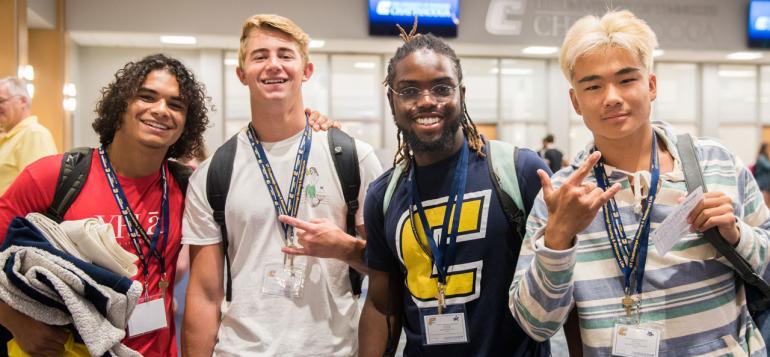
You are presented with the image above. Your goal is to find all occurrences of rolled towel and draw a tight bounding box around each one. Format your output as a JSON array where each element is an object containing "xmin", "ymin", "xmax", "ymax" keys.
[
  {"xmin": 25, "ymin": 213, "xmax": 85, "ymax": 261},
  {"xmin": 59, "ymin": 218, "xmax": 138, "ymax": 278}
]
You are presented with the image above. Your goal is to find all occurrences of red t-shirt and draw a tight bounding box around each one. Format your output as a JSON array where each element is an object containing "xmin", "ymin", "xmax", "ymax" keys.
[{"xmin": 0, "ymin": 151, "xmax": 183, "ymax": 357}]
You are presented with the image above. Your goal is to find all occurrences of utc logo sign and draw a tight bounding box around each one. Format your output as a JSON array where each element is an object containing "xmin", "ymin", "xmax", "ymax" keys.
[{"xmin": 485, "ymin": 0, "xmax": 528, "ymax": 35}]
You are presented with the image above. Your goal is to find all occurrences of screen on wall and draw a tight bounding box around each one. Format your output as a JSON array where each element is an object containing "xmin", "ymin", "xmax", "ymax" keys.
[
  {"xmin": 368, "ymin": 0, "xmax": 460, "ymax": 38},
  {"xmin": 749, "ymin": 0, "xmax": 770, "ymax": 48}
]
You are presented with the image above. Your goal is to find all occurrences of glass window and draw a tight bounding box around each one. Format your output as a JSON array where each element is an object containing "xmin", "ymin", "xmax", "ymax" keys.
[
  {"xmin": 655, "ymin": 63, "xmax": 697, "ymax": 123},
  {"xmin": 759, "ymin": 66, "xmax": 770, "ymax": 124},
  {"xmin": 569, "ymin": 124, "xmax": 593, "ymax": 160},
  {"xmin": 331, "ymin": 55, "xmax": 382, "ymax": 120},
  {"xmin": 717, "ymin": 65, "xmax": 757, "ymax": 123},
  {"xmin": 499, "ymin": 123, "xmax": 547, "ymax": 152},
  {"xmin": 461, "ymin": 58, "xmax": 498, "ymax": 122},
  {"xmin": 500, "ymin": 59, "xmax": 547, "ymax": 122},
  {"xmin": 303, "ymin": 54, "xmax": 329, "ymax": 115},
  {"xmin": 223, "ymin": 51, "xmax": 249, "ymax": 121},
  {"xmin": 719, "ymin": 124, "xmax": 758, "ymax": 165}
]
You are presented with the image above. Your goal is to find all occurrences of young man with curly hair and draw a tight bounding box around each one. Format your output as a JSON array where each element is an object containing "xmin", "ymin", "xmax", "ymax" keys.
[{"xmin": 0, "ymin": 53, "xmax": 209, "ymax": 357}]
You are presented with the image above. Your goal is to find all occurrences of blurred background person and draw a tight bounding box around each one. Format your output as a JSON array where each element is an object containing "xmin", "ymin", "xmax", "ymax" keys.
[
  {"xmin": 538, "ymin": 134, "xmax": 565, "ymax": 174},
  {"xmin": 755, "ymin": 143, "xmax": 770, "ymax": 206}
]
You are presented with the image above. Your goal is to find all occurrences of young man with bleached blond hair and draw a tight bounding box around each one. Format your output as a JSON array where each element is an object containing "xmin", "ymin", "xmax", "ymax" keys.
[
  {"xmin": 181, "ymin": 13, "xmax": 381, "ymax": 356},
  {"xmin": 510, "ymin": 9, "xmax": 770, "ymax": 356}
]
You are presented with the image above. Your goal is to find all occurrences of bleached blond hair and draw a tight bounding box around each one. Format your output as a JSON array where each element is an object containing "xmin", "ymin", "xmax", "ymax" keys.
[
  {"xmin": 238, "ymin": 14, "xmax": 310, "ymax": 69},
  {"xmin": 559, "ymin": 10, "xmax": 658, "ymax": 84}
]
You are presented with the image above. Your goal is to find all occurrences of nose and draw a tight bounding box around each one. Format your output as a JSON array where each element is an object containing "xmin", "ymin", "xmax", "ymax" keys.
[
  {"xmin": 150, "ymin": 98, "xmax": 171, "ymax": 118},
  {"xmin": 603, "ymin": 84, "xmax": 622, "ymax": 108},
  {"xmin": 266, "ymin": 55, "xmax": 281, "ymax": 70},
  {"xmin": 414, "ymin": 90, "xmax": 438, "ymax": 109}
]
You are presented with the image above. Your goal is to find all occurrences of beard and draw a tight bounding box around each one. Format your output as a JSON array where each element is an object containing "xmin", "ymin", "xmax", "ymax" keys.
[{"xmin": 398, "ymin": 112, "xmax": 463, "ymax": 153}]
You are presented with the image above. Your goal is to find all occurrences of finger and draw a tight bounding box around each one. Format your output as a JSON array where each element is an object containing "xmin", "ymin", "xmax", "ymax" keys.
[
  {"xmin": 309, "ymin": 218, "xmax": 326, "ymax": 224},
  {"xmin": 698, "ymin": 214, "xmax": 735, "ymax": 232},
  {"xmin": 332, "ymin": 121, "xmax": 342, "ymax": 129},
  {"xmin": 694, "ymin": 206, "xmax": 733, "ymax": 231},
  {"xmin": 566, "ymin": 151, "xmax": 601, "ymax": 186},
  {"xmin": 281, "ymin": 246, "xmax": 309, "ymax": 256},
  {"xmin": 596, "ymin": 182, "xmax": 621, "ymax": 206},
  {"xmin": 582, "ymin": 182, "xmax": 597, "ymax": 193},
  {"xmin": 537, "ymin": 169, "xmax": 554, "ymax": 197},
  {"xmin": 278, "ymin": 215, "xmax": 315, "ymax": 232}
]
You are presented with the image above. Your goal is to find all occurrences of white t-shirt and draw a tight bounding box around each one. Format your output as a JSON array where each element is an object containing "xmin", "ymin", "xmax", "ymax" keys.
[{"xmin": 182, "ymin": 128, "xmax": 382, "ymax": 356}]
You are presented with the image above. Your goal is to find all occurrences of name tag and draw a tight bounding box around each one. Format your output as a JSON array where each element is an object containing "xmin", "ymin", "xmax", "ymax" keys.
[
  {"xmin": 127, "ymin": 297, "xmax": 167, "ymax": 337},
  {"xmin": 262, "ymin": 262, "xmax": 306, "ymax": 299},
  {"xmin": 422, "ymin": 312, "xmax": 468, "ymax": 345},
  {"xmin": 612, "ymin": 323, "xmax": 661, "ymax": 357}
]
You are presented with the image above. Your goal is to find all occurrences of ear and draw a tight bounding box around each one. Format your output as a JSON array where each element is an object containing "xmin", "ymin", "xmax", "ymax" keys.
[
  {"xmin": 648, "ymin": 72, "xmax": 657, "ymax": 102},
  {"xmin": 460, "ymin": 84, "xmax": 466, "ymax": 104},
  {"xmin": 303, "ymin": 62, "xmax": 314, "ymax": 82},
  {"xmin": 236, "ymin": 66, "xmax": 247, "ymax": 85},
  {"xmin": 569, "ymin": 88, "xmax": 582, "ymax": 116},
  {"xmin": 386, "ymin": 90, "xmax": 395, "ymax": 116}
]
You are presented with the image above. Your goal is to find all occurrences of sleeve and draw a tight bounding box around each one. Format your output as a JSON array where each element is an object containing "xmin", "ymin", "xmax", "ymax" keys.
[
  {"xmin": 181, "ymin": 160, "xmax": 224, "ymax": 246},
  {"xmin": 0, "ymin": 156, "xmax": 60, "ymax": 240},
  {"xmin": 363, "ymin": 174, "xmax": 398, "ymax": 272},
  {"xmin": 354, "ymin": 140, "xmax": 384, "ymax": 227},
  {"xmin": 732, "ymin": 157, "xmax": 770, "ymax": 275},
  {"xmin": 509, "ymin": 173, "xmax": 577, "ymax": 342},
  {"xmin": 515, "ymin": 148, "xmax": 551, "ymax": 215},
  {"xmin": 16, "ymin": 127, "xmax": 58, "ymax": 169}
]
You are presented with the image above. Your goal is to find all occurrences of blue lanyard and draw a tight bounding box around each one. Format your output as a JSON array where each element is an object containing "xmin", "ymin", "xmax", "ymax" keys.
[
  {"xmin": 97, "ymin": 146, "xmax": 170, "ymax": 281},
  {"xmin": 407, "ymin": 139, "xmax": 469, "ymax": 285},
  {"xmin": 592, "ymin": 132, "xmax": 659, "ymax": 295},
  {"xmin": 246, "ymin": 117, "xmax": 312, "ymax": 244}
]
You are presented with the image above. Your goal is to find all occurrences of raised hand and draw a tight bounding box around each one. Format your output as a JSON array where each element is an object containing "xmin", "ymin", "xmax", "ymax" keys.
[
  {"xmin": 686, "ymin": 191, "xmax": 740, "ymax": 245},
  {"xmin": 278, "ymin": 215, "xmax": 352, "ymax": 260},
  {"xmin": 305, "ymin": 108, "xmax": 341, "ymax": 131},
  {"xmin": 540, "ymin": 151, "xmax": 621, "ymax": 250}
]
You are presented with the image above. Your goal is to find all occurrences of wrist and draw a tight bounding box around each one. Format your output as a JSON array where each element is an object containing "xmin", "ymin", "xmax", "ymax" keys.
[
  {"xmin": 544, "ymin": 225, "xmax": 576, "ymax": 251},
  {"xmin": 341, "ymin": 234, "xmax": 365, "ymax": 264}
]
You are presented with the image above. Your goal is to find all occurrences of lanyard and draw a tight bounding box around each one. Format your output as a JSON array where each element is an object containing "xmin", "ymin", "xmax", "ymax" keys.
[
  {"xmin": 592, "ymin": 132, "xmax": 660, "ymax": 295},
  {"xmin": 98, "ymin": 145, "xmax": 169, "ymax": 282},
  {"xmin": 407, "ymin": 139, "xmax": 469, "ymax": 286},
  {"xmin": 246, "ymin": 117, "xmax": 312, "ymax": 245}
]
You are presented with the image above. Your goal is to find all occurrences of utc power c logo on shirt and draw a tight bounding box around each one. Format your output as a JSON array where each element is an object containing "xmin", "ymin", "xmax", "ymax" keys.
[{"xmin": 395, "ymin": 189, "xmax": 492, "ymax": 309}]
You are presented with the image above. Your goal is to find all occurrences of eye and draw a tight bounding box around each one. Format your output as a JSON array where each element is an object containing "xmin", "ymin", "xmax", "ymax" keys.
[
  {"xmin": 168, "ymin": 102, "xmax": 186, "ymax": 111},
  {"xmin": 621, "ymin": 78, "xmax": 637, "ymax": 84},
  {"xmin": 399, "ymin": 87, "xmax": 420, "ymax": 97},
  {"xmin": 432, "ymin": 84, "xmax": 455, "ymax": 97},
  {"xmin": 584, "ymin": 85, "xmax": 600, "ymax": 91},
  {"xmin": 138, "ymin": 94, "xmax": 155, "ymax": 102}
]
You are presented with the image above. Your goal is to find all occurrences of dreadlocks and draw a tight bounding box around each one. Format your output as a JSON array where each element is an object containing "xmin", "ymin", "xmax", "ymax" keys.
[{"xmin": 385, "ymin": 22, "xmax": 485, "ymax": 168}]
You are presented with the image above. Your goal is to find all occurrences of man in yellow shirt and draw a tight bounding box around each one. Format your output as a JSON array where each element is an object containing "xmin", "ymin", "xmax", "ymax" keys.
[{"xmin": 0, "ymin": 77, "xmax": 57, "ymax": 194}]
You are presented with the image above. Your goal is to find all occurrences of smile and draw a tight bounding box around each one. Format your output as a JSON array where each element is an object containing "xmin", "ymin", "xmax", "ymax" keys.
[
  {"xmin": 141, "ymin": 120, "xmax": 170, "ymax": 130},
  {"xmin": 415, "ymin": 117, "xmax": 441, "ymax": 126},
  {"xmin": 261, "ymin": 79, "xmax": 287, "ymax": 84}
]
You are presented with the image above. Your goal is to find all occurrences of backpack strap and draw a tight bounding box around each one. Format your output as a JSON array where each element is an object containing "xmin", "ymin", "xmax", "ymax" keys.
[
  {"xmin": 45, "ymin": 147, "xmax": 93, "ymax": 223},
  {"xmin": 486, "ymin": 138, "xmax": 527, "ymax": 240},
  {"xmin": 382, "ymin": 163, "xmax": 406, "ymax": 214},
  {"xmin": 167, "ymin": 160, "xmax": 192, "ymax": 194},
  {"xmin": 676, "ymin": 133, "xmax": 770, "ymax": 311},
  {"xmin": 327, "ymin": 128, "xmax": 365, "ymax": 296},
  {"xmin": 206, "ymin": 133, "xmax": 239, "ymax": 302}
]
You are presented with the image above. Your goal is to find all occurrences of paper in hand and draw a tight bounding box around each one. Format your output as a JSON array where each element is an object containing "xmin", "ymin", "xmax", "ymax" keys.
[{"xmin": 651, "ymin": 186, "xmax": 704, "ymax": 256}]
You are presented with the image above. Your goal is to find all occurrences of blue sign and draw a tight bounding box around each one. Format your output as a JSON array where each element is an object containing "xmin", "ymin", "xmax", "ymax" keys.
[
  {"xmin": 369, "ymin": 0, "xmax": 460, "ymax": 38},
  {"xmin": 749, "ymin": 0, "xmax": 770, "ymax": 46}
]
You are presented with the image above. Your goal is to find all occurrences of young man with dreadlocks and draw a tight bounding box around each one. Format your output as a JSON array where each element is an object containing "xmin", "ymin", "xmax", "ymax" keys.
[{"xmin": 359, "ymin": 28, "xmax": 551, "ymax": 356}]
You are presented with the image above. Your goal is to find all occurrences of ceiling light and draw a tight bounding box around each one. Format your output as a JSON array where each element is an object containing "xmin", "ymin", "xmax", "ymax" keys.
[
  {"xmin": 160, "ymin": 35, "xmax": 197, "ymax": 45},
  {"xmin": 17, "ymin": 65, "xmax": 34, "ymax": 81},
  {"xmin": 522, "ymin": 46, "xmax": 558, "ymax": 55},
  {"xmin": 726, "ymin": 52, "xmax": 763, "ymax": 60},
  {"xmin": 223, "ymin": 58, "xmax": 238, "ymax": 66},
  {"xmin": 63, "ymin": 97, "xmax": 77, "ymax": 112},
  {"xmin": 309, "ymin": 40, "xmax": 325, "ymax": 49},
  {"xmin": 653, "ymin": 49, "xmax": 664, "ymax": 57},
  {"xmin": 62, "ymin": 83, "xmax": 77, "ymax": 97},
  {"xmin": 354, "ymin": 62, "xmax": 376, "ymax": 69}
]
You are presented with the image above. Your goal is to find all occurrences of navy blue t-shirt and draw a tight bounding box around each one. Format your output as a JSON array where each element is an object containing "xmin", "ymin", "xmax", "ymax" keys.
[{"xmin": 364, "ymin": 144, "xmax": 551, "ymax": 357}]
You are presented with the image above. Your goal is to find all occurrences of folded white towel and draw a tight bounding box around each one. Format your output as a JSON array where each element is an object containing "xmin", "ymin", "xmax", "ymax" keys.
[
  {"xmin": 0, "ymin": 246, "xmax": 142, "ymax": 357},
  {"xmin": 59, "ymin": 218, "xmax": 138, "ymax": 278},
  {"xmin": 25, "ymin": 213, "xmax": 84, "ymax": 261}
]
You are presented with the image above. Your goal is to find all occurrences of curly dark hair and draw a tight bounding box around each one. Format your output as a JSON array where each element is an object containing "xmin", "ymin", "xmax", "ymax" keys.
[
  {"xmin": 92, "ymin": 53, "xmax": 210, "ymax": 160},
  {"xmin": 384, "ymin": 26, "xmax": 484, "ymax": 169}
]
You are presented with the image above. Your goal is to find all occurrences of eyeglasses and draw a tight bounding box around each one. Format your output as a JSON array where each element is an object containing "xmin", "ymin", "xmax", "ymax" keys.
[
  {"xmin": 388, "ymin": 84, "xmax": 459, "ymax": 102},
  {"xmin": 0, "ymin": 96, "xmax": 17, "ymax": 105}
]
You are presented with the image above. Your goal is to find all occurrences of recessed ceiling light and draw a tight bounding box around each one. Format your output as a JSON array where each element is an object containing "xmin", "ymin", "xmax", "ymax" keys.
[
  {"xmin": 160, "ymin": 35, "xmax": 197, "ymax": 45},
  {"xmin": 726, "ymin": 52, "xmax": 763, "ymax": 60},
  {"xmin": 309, "ymin": 40, "xmax": 325, "ymax": 49},
  {"xmin": 522, "ymin": 46, "xmax": 558, "ymax": 55}
]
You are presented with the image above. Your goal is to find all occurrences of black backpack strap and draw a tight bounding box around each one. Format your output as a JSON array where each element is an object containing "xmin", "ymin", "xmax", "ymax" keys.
[
  {"xmin": 167, "ymin": 160, "xmax": 192, "ymax": 195},
  {"xmin": 206, "ymin": 134, "xmax": 239, "ymax": 302},
  {"xmin": 676, "ymin": 134, "xmax": 770, "ymax": 311},
  {"xmin": 484, "ymin": 137, "xmax": 527, "ymax": 242},
  {"xmin": 327, "ymin": 128, "xmax": 364, "ymax": 295},
  {"xmin": 45, "ymin": 147, "xmax": 93, "ymax": 223}
]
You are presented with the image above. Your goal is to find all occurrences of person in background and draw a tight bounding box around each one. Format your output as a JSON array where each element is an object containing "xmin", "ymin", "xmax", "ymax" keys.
[
  {"xmin": 0, "ymin": 76, "xmax": 57, "ymax": 195},
  {"xmin": 538, "ymin": 134, "xmax": 565, "ymax": 174},
  {"xmin": 755, "ymin": 143, "xmax": 770, "ymax": 206}
]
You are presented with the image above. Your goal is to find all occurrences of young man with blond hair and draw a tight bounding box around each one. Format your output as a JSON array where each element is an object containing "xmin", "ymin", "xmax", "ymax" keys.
[
  {"xmin": 181, "ymin": 14, "xmax": 381, "ymax": 356},
  {"xmin": 510, "ymin": 10, "xmax": 770, "ymax": 356}
]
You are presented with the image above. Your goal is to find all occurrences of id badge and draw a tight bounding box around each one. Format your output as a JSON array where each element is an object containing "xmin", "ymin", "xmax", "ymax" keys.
[
  {"xmin": 127, "ymin": 295, "xmax": 168, "ymax": 337},
  {"xmin": 261, "ymin": 262, "xmax": 306, "ymax": 299},
  {"xmin": 611, "ymin": 322, "xmax": 661, "ymax": 357},
  {"xmin": 419, "ymin": 304, "xmax": 469, "ymax": 346}
]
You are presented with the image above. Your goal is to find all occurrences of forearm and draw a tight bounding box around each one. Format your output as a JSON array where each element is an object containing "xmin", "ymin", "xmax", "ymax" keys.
[
  {"xmin": 359, "ymin": 299, "xmax": 401, "ymax": 357},
  {"xmin": 181, "ymin": 293, "xmax": 221, "ymax": 357},
  {"xmin": 0, "ymin": 300, "xmax": 24, "ymax": 334},
  {"xmin": 341, "ymin": 236, "xmax": 369, "ymax": 274},
  {"xmin": 510, "ymin": 229, "xmax": 577, "ymax": 341},
  {"xmin": 732, "ymin": 220, "xmax": 770, "ymax": 274}
]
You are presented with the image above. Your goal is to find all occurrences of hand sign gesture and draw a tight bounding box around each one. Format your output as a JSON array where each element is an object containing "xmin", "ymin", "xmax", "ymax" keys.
[{"xmin": 540, "ymin": 151, "xmax": 622, "ymax": 250}]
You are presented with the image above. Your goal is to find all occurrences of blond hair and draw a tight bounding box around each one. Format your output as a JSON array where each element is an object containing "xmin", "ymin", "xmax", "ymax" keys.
[
  {"xmin": 559, "ymin": 10, "xmax": 658, "ymax": 83},
  {"xmin": 238, "ymin": 14, "xmax": 310, "ymax": 69}
]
